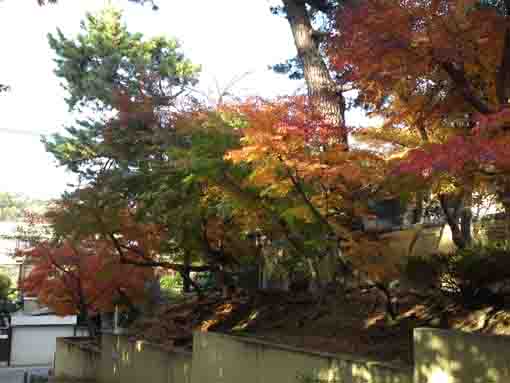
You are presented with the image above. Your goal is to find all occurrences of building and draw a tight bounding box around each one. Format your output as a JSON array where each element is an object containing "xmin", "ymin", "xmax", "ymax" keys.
[
  {"xmin": 0, "ymin": 221, "xmax": 85, "ymax": 366},
  {"xmin": 10, "ymin": 304, "xmax": 82, "ymax": 366}
]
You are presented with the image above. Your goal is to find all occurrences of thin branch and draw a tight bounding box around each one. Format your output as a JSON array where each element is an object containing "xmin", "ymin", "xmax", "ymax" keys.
[{"xmin": 109, "ymin": 233, "xmax": 215, "ymax": 272}]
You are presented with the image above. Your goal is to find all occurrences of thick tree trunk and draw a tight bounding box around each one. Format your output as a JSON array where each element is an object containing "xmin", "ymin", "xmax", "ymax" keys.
[{"xmin": 283, "ymin": 0, "xmax": 348, "ymax": 146}]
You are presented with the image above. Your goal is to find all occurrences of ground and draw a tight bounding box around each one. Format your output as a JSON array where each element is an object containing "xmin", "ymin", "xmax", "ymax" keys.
[
  {"xmin": 132, "ymin": 288, "xmax": 510, "ymax": 366},
  {"xmin": 0, "ymin": 366, "xmax": 50, "ymax": 383}
]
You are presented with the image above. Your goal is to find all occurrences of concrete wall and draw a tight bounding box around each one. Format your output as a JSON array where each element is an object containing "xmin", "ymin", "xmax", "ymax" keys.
[
  {"xmin": 262, "ymin": 225, "xmax": 457, "ymax": 291},
  {"xmin": 191, "ymin": 331, "xmax": 412, "ymax": 383},
  {"xmin": 54, "ymin": 338, "xmax": 100, "ymax": 381},
  {"xmin": 414, "ymin": 328, "xmax": 510, "ymax": 383},
  {"xmin": 379, "ymin": 220, "xmax": 509, "ymax": 260},
  {"xmin": 55, "ymin": 328, "xmax": 510, "ymax": 383},
  {"xmin": 98, "ymin": 333, "xmax": 192, "ymax": 383},
  {"xmin": 379, "ymin": 225, "xmax": 456, "ymax": 259}
]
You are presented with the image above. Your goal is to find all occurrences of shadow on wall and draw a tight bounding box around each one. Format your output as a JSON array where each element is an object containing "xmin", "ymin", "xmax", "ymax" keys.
[
  {"xmin": 55, "ymin": 329, "xmax": 510, "ymax": 383},
  {"xmin": 191, "ymin": 331, "xmax": 412, "ymax": 383},
  {"xmin": 299, "ymin": 361, "xmax": 412, "ymax": 383},
  {"xmin": 414, "ymin": 328, "xmax": 510, "ymax": 383},
  {"xmin": 101, "ymin": 332, "xmax": 192, "ymax": 383}
]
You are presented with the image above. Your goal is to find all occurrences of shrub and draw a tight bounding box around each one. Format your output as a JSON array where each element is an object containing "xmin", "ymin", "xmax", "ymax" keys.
[
  {"xmin": 160, "ymin": 273, "xmax": 183, "ymax": 298},
  {"xmin": 0, "ymin": 273, "xmax": 11, "ymax": 301},
  {"xmin": 403, "ymin": 243, "xmax": 510, "ymax": 306}
]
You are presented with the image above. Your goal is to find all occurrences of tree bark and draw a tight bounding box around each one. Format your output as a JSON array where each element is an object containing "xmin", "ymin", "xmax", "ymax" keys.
[
  {"xmin": 282, "ymin": 0, "xmax": 348, "ymax": 146},
  {"xmin": 439, "ymin": 193, "xmax": 472, "ymax": 249},
  {"xmin": 460, "ymin": 199, "xmax": 473, "ymax": 247},
  {"xmin": 497, "ymin": 183, "xmax": 510, "ymax": 238},
  {"xmin": 182, "ymin": 251, "xmax": 191, "ymax": 293},
  {"xmin": 412, "ymin": 191, "xmax": 424, "ymax": 224}
]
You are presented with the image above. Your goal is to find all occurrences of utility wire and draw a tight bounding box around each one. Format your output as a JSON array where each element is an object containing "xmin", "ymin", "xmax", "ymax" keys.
[{"xmin": 0, "ymin": 128, "xmax": 56, "ymax": 137}]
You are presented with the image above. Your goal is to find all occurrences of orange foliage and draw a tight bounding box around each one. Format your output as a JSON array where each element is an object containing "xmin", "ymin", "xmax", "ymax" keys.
[
  {"xmin": 19, "ymin": 195, "xmax": 160, "ymax": 317},
  {"xmin": 21, "ymin": 240, "xmax": 151, "ymax": 316},
  {"xmin": 330, "ymin": 0, "xmax": 510, "ymax": 199},
  {"xmin": 225, "ymin": 97, "xmax": 386, "ymax": 227}
]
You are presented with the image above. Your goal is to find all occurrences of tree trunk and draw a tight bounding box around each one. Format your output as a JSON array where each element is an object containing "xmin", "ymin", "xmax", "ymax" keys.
[
  {"xmin": 439, "ymin": 193, "xmax": 472, "ymax": 249},
  {"xmin": 78, "ymin": 301, "xmax": 96, "ymax": 338},
  {"xmin": 413, "ymin": 191, "xmax": 424, "ymax": 224},
  {"xmin": 497, "ymin": 184, "xmax": 510, "ymax": 239},
  {"xmin": 460, "ymin": 184, "xmax": 473, "ymax": 246},
  {"xmin": 282, "ymin": 0, "xmax": 348, "ymax": 146},
  {"xmin": 182, "ymin": 252, "xmax": 191, "ymax": 293},
  {"xmin": 460, "ymin": 204, "xmax": 472, "ymax": 246}
]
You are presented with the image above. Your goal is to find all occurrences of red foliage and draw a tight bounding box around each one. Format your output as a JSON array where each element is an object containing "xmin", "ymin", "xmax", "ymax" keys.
[
  {"xmin": 21, "ymin": 240, "xmax": 151, "ymax": 316},
  {"xmin": 396, "ymin": 107, "xmax": 510, "ymax": 179}
]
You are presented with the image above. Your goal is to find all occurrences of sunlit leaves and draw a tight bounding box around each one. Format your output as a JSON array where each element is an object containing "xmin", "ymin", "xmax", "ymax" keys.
[
  {"xmin": 48, "ymin": 7, "xmax": 199, "ymax": 112},
  {"xmin": 21, "ymin": 235, "xmax": 151, "ymax": 316}
]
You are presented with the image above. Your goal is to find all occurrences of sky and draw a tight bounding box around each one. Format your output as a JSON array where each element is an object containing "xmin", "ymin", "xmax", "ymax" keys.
[{"xmin": 0, "ymin": 0, "xmax": 370, "ymax": 200}]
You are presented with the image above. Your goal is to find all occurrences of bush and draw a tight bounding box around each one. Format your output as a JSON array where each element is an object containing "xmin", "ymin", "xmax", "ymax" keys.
[
  {"xmin": 403, "ymin": 243, "xmax": 510, "ymax": 306},
  {"xmin": 0, "ymin": 273, "xmax": 11, "ymax": 300},
  {"xmin": 160, "ymin": 273, "xmax": 183, "ymax": 298}
]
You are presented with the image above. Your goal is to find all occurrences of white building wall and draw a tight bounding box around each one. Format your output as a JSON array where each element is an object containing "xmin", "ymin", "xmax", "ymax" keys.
[
  {"xmin": 10, "ymin": 313, "xmax": 78, "ymax": 366},
  {"xmin": 11, "ymin": 325, "xmax": 76, "ymax": 366}
]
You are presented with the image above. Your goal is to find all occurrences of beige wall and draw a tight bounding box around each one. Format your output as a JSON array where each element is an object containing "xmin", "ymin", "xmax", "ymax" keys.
[
  {"xmin": 54, "ymin": 338, "xmax": 100, "ymax": 381},
  {"xmin": 55, "ymin": 329, "xmax": 510, "ymax": 383},
  {"xmin": 414, "ymin": 328, "xmax": 510, "ymax": 383},
  {"xmin": 380, "ymin": 225, "xmax": 456, "ymax": 259},
  {"xmin": 99, "ymin": 333, "xmax": 192, "ymax": 383},
  {"xmin": 263, "ymin": 225, "xmax": 458, "ymax": 290},
  {"xmin": 380, "ymin": 220, "xmax": 509, "ymax": 260},
  {"xmin": 191, "ymin": 331, "xmax": 412, "ymax": 383}
]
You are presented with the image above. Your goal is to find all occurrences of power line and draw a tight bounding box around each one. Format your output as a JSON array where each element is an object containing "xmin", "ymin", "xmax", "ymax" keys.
[{"xmin": 0, "ymin": 128, "xmax": 56, "ymax": 137}]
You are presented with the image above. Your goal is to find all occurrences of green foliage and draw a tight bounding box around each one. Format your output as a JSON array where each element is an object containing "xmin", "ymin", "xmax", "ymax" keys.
[
  {"xmin": 38, "ymin": 5, "xmax": 261, "ymax": 289},
  {"xmin": 48, "ymin": 6, "xmax": 199, "ymax": 111},
  {"xmin": 43, "ymin": 6, "xmax": 202, "ymax": 185},
  {"xmin": 403, "ymin": 243, "xmax": 510, "ymax": 305},
  {"xmin": 160, "ymin": 273, "xmax": 183, "ymax": 298},
  {"xmin": 270, "ymin": 57, "xmax": 304, "ymax": 80},
  {"xmin": 0, "ymin": 273, "xmax": 11, "ymax": 301},
  {"xmin": 297, "ymin": 373, "xmax": 337, "ymax": 383},
  {"xmin": 0, "ymin": 192, "xmax": 47, "ymax": 222},
  {"xmin": 402, "ymin": 254, "xmax": 443, "ymax": 291}
]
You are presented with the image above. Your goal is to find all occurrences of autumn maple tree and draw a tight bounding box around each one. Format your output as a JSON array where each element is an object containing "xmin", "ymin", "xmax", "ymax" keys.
[
  {"xmin": 21, "ymin": 238, "xmax": 151, "ymax": 336},
  {"xmin": 329, "ymin": 0, "xmax": 510, "ymax": 248},
  {"xmin": 26, "ymin": 7, "xmax": 265, "ymax": 305},
  {"xmin": 23, "ymin": 0, "xmax": 510, "ymax": 327},
  {"xmin": 222, "ymin": 96, "xmax": 407, "ymax": 300},
  {"xmin": 18, "ymin": 195, "xmax": 158, "ymax": 335},
  {"xmin": 25, "ymin": 6, "xmax": 409, "ymax": 317}
]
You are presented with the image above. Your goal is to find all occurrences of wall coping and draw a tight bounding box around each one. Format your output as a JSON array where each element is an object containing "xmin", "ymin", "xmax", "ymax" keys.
[
  {"xmin": 414, "ymin": 327, "xmax": 510, "ymax": 341},
  {"xmin": 197, "ymin": 331, "xmax": 412, "ymax": 373},
  {"xmin": 58, "ymin": 337, "xmax": 101, "ymax": 355},
  {"xmin": 101, "ymin": 331, "xmax": 192, "ymax": 357}
]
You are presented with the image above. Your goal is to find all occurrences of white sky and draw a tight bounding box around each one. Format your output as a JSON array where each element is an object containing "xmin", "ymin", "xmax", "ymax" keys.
[{"xmin": 0, "ymin": 0, "xmax": 370, "ymax": 200}]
